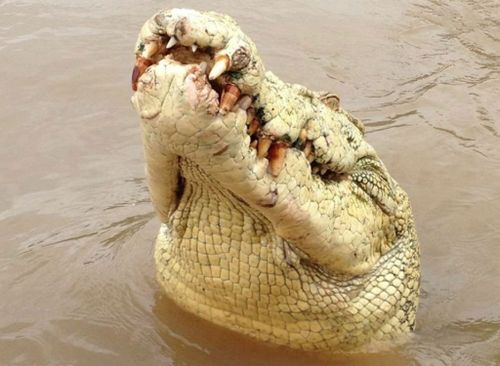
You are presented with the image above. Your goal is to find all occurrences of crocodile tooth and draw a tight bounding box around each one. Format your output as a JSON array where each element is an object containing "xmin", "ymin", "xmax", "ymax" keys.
[
  {"xmin": 166, "ymin": 37, "xmax": 177, "ymax": 49},
  {"xmin": 248, "ymin": 118, "xmax": 260, "ymax": 135},
  {"xmin": 257, "ymin": 137, "xmax": 272, "ymax": 158},
  {"xmin": 303, "ymin": 141, "xmax": 313, "ymax": 157},
  {"xmin": 191, "ymin": 44, "xmax": 198, "ymax": 53},
  {"xmin": 199, "ymin": 61, "xmax": 207, "ymax": 74},
  {"xmin": 233, "ymin": 95, "xmax": 252, "ymax": 112},
  {"xmin": 307, "ymin": 152, "xmax": 315, "ymax": 163},
  {"xmin": 250, "ymin": 139, "xmax": 258, "ymax": 149},
  {"xmin": 219, "ymin": 84, "xmax": 241, "ymax": 114},
  {"xmin": 299, "ymin": 128, "xmax": 307, "ymax": 143},
  {"xmin": 312, "ymin": 166, "xmax": 320, "ymax": 174},
  {"xmin": 268, "ymin": 142, "xmax": 287, "ymax": 177},
  {"xmin": 253, "ymin": 157, "xmax": 268, "ymax": 179},
  {"xmin": 320, "ymin": 166, "xmax": 328, "ymax": 175},
  {"xmin": 209, "ymin": 54, "xmax": 230, "ymax": 80},
  {"xmin": 246, "ymin": 107, "xmax": 255, "ymax": 125},
  {"xmin": 143, "ymin": 41, "xmax": 160, "ymax": 59}
]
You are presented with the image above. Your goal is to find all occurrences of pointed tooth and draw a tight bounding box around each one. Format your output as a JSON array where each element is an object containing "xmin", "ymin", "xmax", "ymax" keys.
[
  {"xmin": 312, "ymin": 166, "xmax": 320, "ymax": 174},
  {"xmin": 237, "ymin": 95, "xmax": 253, "ymax": 110},
  {"xmin": 191, "ymin": 44, "xmax": 198, "ymax": 53},
  {"xmin": 307, "ymin": 152, "xmax": 315, "ymax": 163},
  {"xmin": 199, "ymin": 61, "xmax": 207, "ymax": 74},
  {"xmin": 209, "ymin": 61, "xmax": 226, "ymax": 80},
  {"xmin": 320, "ymin": 166, "xmax": 328, "ymax": 175},
  {"xmin": 209, "ymin": 54, "xmax": 230, "ymax": 80},
  {"xmin": 166, "ymin": 37, "xmax": 177, "ymax": 49},
  {"xmin": 248, "ymin": 118, "xmax": 260, "ymax": 135},
  {"xmin": 257, "ymin": 137, "xmax": 272, "ymax": 158},
  {"xmin": 219, "ymin": 84, "xmax": 241, "ymax": 114},
  {"xmin": 246, "ymin": 107, "xmax": 255, "ymax": 125},
  {"xmin": 143, "ymin": 41, "xmax": 160, "ymax": 59},
  {"xmin": 250, "ymin": 139, "xmax": 258, "ymax": 149},
  {"xmin": 303, "ymin": 141, "xmax": 313, "ymax": 157},
  {"xmin": 268, "ymin": 142, "xmax": 287, "ymax": 177},
  {"xmin": 299, "ymin": 129, "xmax": 307, "ymax": 143},
  {"xmin": 232, "ymin": 95, "xmax": 253, "ymax": 112},
  {"xmin": 253, "ymin": 157, "xmax": 269, "ymax": 179}
]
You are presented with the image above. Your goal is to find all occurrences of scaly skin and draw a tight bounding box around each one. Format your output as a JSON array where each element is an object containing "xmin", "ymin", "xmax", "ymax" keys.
[{"xmin": 131, "ymin": 8, "xmax": 420, "ymax": 351}]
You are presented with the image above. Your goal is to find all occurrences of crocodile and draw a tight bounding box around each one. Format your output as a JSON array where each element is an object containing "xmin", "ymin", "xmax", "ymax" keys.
[{"xmin": 130, "ymin": 8, "xmax": 420, "ymax": 351}]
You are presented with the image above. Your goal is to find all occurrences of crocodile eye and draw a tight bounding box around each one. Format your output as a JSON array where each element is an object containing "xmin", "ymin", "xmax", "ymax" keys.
[{"xmin": 138, "ymin": 42, "xmax": 145, "ymax": 53}]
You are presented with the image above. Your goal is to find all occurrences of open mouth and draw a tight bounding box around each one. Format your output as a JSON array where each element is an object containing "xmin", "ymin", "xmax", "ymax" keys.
[
  {"xmin": 131, "ymin": 35, "xmax": 238, "ymax": 112},
  {"xmin": 130, "ymin": 34, "xmax": 302, "ymax": 177},
  {"xmin": 131, "ymin": 34, "xmax": 351, "ymax": 181}
]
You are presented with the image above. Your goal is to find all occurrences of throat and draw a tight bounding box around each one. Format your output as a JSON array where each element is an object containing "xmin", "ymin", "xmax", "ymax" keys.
[
  {"xmin": 156, "ymin": 158, "xmax": 283, "ymax": 311},
  {"xmin": 168, "ymin": 158, "xmax": 274, "ymax": 263}
]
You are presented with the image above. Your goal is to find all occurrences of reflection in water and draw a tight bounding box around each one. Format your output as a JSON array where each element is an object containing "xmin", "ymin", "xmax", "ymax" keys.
[{"xmin": 0, "ymin": 0, "xmax": 499, "ymax": 365}]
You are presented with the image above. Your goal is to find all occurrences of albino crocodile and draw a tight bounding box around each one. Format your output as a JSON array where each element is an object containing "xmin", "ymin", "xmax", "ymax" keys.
[{"xmin": 130, "ymin": 8, "xmax": 420, "ymax": 351}]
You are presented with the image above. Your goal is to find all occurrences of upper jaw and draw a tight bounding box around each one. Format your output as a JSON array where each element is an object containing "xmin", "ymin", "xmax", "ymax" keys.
[
  {"xmin": 130, "ymin": 24, "xmax": 233, "ymax": 121},
  {"xmin": 131, "ymin": 8, "xmax": 265, "ymax": 99},
  {"xmin": 130, "ymin": 9, "xmax": 314, "ymax": 179}
]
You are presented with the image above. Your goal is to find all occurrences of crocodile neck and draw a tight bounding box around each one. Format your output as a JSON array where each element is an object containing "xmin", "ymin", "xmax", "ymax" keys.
[
  {"xmin": 156, "ymin": 158, "xmax": 281, "ymax": 307},
  {"xmin": 153, "ymin": 158, "xmax": 419, "ymax": 350}
]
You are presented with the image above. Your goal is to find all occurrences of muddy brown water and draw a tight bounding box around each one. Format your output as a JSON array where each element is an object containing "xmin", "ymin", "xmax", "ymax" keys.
[{"xmin": 1, "ymin": 0, "xmax": 499, "ymax": 365}]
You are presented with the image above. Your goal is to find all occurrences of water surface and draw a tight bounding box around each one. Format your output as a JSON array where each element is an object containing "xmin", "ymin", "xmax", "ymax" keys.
[{"xmin": 1, "ymin": 0, "xmax": 499, "ymax": 365}]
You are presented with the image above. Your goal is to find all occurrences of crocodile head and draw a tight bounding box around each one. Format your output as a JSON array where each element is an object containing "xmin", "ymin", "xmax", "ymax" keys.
[{"xmin": 131, "ymin": 8, "xmax": 420, "ymax": 351}]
